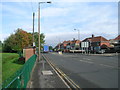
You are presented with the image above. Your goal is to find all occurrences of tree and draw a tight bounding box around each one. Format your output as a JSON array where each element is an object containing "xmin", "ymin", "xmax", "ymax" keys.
[
  {"xmin": 49, "ymin": 46, "xmax": 53, "ymax": 51},
  {"xmin": 34, "ymin": 32, "xmax": 45, "ymax": 49},
  {"xmin": 3, "ymin": 28, "xmax": 33, "ymax": 52},
  {"xmin": 3, "ymin": 28, "xmax": 45, "ymax": 52},
  {"xmin": 0, "ymin": 40, "xmax": 2, "ymax": 52}
]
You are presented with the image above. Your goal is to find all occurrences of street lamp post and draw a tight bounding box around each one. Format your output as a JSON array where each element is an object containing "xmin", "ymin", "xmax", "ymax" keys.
[
  {"xmin": 38, "ymin": 1, "xmax": 51, "ymax": 61},
  {"xmin": 74, "ymin": 29, "xmax": 80, "ymax": 40},
  {"xmin": 74, "ymin": 29, "xmax": 80, "ymax": 51}
]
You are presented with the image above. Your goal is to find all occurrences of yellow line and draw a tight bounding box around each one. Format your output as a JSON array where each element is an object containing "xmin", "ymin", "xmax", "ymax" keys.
[{"xmin": 42, "ymin": 54, "xmax": 81, "ymax": 90}]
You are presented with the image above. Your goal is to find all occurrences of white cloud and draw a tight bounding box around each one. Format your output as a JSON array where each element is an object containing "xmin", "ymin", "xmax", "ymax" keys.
[
  {"xmin": 0, "ymin": 33, "xmax": 10, "ymax": 42},
  {"xmin": 45, "ymin": 31, "xmax": 118, "ymax": 47},
  {"xmin": 41, "ymin": 7, "xmax": 72, "ymax": 17},
  {"xmin": 1, "ymin": 2, "xmax": 118, "ymax": 47}
]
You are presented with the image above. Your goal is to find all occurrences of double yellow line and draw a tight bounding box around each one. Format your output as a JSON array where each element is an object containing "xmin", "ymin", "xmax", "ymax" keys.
[{"xmin": 42, "ymin": 54, "xmax": 81, "ymax": 90}]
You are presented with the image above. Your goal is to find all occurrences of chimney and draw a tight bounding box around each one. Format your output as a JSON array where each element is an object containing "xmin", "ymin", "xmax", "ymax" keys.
[{"xmin": 92, "ymin": 34, "xmax": 94, "ymax": 38}]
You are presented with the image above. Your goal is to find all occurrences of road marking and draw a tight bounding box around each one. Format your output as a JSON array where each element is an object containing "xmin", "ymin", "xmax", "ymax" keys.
[
  {"xmin": 80, "ymin": 60, "xmax": 93, "ymax": 64},
  {"xmin": 42, "ymin": 54, "xmax": 81, "ymax": 89},
  {"xmin": 100, "ymin": 64, "xmax": 115, "ymax": 68},
  {"xmin": 83, "ymin": 58, "xmax": 91, "ymax": 61}
]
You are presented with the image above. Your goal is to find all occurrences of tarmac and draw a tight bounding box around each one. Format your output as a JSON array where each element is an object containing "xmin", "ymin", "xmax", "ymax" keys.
[{"xmin": 27, "ymin": 56, "xmax": 68, "ymax": 88}]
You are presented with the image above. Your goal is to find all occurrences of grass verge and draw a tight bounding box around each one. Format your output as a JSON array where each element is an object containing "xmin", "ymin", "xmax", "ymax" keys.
[{"xmin": 2, "ymin": 53, "xmax": 24, "ymax": 82}]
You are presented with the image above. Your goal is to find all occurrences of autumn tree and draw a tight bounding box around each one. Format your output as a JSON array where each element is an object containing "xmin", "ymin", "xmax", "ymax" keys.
[
  {"xmin": 3, "ymin": 28, "xmax": 33, "ymax": 52},
  {"xmin": 3, "ymin": 28, "xmax": 45, "ymax": 52}
]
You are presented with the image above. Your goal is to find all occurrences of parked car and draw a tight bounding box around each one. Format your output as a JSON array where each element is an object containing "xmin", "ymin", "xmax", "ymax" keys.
[{"xmin": 97, "ymin": 49, "xmax": 105, "ymax": 54}]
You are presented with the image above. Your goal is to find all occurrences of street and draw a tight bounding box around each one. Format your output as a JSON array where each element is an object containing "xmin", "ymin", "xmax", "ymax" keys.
[{"xmin": 43, "ymin": 52, "xmax": 118, "ymax": 88}]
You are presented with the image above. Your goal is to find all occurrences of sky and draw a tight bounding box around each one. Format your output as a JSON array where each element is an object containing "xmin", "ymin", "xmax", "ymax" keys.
[{"xmin": 0, "ymin": 0, "xmax": 119, "ymax": 47}]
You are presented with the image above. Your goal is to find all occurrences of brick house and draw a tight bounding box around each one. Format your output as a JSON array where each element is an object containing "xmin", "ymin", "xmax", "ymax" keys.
[
  {"xmin": 74, "ymin": 40, "xmax": 81, "ymax": 50},
  {"xmin": 109, "ymin": 35, "xmax": 120, "ymax": 46},
  {"xmin": 91, "ymin": 36, "xmax": 110, "ymax": 48},
  {"xmin": 82, "ymin": 35, "xmax": 110, "ymax": 52},
  {"xmin": 113, "ymin": 35, "xmax": 120, "ymax": 52},
  {"xmin": 62, "ymin": 40, "xmax": 71, "ymax": 52},
  {"xmin": 69, "ymin": 38, "xmax": 81, "ymax": 50},
  {"xmin": 108, "ymin": 35, "xmax": 120, "ymax": 52},
  {"xmin": 54, "ymin": 43, "xmax": 62, "ymax": 51},
  {"xmin": 54, "ymin": 39, "xmax": 81, "ymax": 52}
]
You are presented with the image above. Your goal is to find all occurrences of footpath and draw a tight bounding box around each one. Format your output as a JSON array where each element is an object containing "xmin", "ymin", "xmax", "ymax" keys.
[{"xmin": 27, "ymin": 55, "xmax": 68, "ymax": 88}]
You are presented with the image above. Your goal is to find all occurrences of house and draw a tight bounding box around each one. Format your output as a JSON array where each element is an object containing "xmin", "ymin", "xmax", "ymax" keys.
[
  {"xmin": 62, "ymin": 40, "xmax": 71, "ymax": 52},
  {"xmin": 54, "ymin": 38, "xmax": 81, "ymax": 52},
  {"xmin": 113, "ymin": 35, "xmax": 120, "ymax": 52},
  {"xmin": 91, "ymin": 35, "xmax": 110, "ymax": 49},
  {"xmin": 82, "ymin": 37, "xmax": 92, "ymax": 50},
  {"xmin": 69, "ymin": 38, "xmax": 81, "ymax": 50},
  {"xmin": 82, "ymin": 34, "xmax": 110, "ymax": 52},
  {"xmin": 74, "ymin": 40, "xmax": 81, "ymax": 50},
  {"xmin": 54, "ymin": 43, "xmax": 62, "ymax": 51}
]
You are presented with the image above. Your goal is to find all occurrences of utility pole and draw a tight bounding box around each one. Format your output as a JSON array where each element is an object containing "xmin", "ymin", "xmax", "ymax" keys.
[
  {"xmin": 38, "ymin": 3, "xmax": 40, "ymax": 62},
  {"xmin": 33, "ymin": 12, "xmax": 35, "ymax": 47},
  {"xmin": 38, "ymin": 1, "xmax": 51, "ymax": 62}
]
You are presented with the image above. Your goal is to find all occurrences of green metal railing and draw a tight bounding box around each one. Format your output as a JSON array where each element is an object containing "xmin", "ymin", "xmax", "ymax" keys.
[{"xmin": 2, "ymin": 54, "xmax": 37, "ymax": 89}]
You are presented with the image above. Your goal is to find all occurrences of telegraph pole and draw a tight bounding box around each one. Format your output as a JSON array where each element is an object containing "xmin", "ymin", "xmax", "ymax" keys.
[
  {"xmin": 38, "ymin": 3, "xmax": 40, "ymax": 61},
  {"xmin": 33, "ymin": 12, "xmax": 35, "ymax": 47}
]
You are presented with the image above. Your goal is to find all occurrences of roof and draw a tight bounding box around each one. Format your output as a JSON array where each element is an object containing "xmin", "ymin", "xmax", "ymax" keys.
[
  {"xmin": 114, "ymin": 35, "xmax": 120, "ymax": 40},
  {"xmin": 82, "ymin": 36, "xmax": 108, "ymax": 42},
  {"xmin": 82, "ymin": 37, "xmax": 92, "ymax": 42},
  {"xmin": 63, "ymin": 40, "xmax": 71, "ymax": 44},
  {"xmin": 76, "ymin": 40, "xmax": 80, "ymax": 44},
  {"xmin": 92, "ymin": 36, "xmax": 108, "ymax": 42}
]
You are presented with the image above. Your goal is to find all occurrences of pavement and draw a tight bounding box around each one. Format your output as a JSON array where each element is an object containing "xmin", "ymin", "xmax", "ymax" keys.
[
  {"xmin": 43, "ymin": 52, "xmax": 119, "ymax": 88},
  {"xmin": 27, "ymin": 55, "xmax": 68, "ymax": 88}
]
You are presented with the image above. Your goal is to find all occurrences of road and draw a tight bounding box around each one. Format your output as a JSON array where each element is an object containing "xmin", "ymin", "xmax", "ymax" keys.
[{"xmin": 43, "ymin": 52, "xmax": 119, "ymax": 88}]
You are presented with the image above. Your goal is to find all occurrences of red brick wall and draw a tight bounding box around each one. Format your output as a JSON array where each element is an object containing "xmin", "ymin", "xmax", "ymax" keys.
[{"xmin": 24, "ymin": 48, "xmax": 35, "ymax": 62}]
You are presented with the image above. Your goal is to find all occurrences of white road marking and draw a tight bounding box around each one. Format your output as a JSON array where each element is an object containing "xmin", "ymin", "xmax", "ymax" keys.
[
  {"xmin": 83, "ymin": 58, "xmax": 91, "ymax": 61},
  {"xmin": 79, "ymin": 60, "xmax": 93, "ymax": 64},
  {"xmin": 100, "ymin": 64, "xmax": 115, "ymax": 68}
]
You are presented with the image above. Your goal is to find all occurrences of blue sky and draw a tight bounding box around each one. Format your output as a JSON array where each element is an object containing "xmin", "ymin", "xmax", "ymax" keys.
[{"xmin": 0, "ymin": 0, "xmax": 118, "ymax": 47}]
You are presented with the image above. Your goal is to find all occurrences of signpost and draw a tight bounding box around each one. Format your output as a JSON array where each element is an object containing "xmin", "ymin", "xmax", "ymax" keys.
[{"xmin": 81, "ymin": 42, "xmax": 89, "ymax": 54}]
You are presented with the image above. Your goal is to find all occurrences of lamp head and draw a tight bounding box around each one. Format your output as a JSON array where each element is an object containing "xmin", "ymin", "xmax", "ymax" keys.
[{"xmin": 47, "ymin": 1, "xmax": 51, "ymax": 3}]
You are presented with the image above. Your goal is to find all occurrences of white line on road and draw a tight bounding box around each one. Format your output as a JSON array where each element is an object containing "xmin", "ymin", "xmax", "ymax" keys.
[
  {"xmin": 100, "ymin": 64, "xmax": 115, "ymax": 68},
  {"xmin": 79, "ymin": 60, "xmax": 94, "ymax": 64},
  {"xmin": 83, "ymin": 58, "xmax": 91, "ymax": 61}
]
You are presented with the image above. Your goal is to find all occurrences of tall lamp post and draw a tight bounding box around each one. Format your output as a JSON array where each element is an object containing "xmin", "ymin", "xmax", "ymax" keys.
[
  {"xmin": 74, "ymin": 29, "xmax": 80, "ymax": 40},
  {"xmin": 38, "ymin": 1, "xmax": 51, "ymax": 61}
]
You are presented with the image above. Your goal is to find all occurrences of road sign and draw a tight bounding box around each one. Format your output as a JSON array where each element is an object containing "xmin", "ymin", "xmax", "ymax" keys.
[{"xmin": 81, "ymin": 42, "xmax": 89, "ymax": 48}]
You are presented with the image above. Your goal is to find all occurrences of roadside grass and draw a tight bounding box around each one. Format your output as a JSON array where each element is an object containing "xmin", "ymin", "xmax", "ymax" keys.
[{"xmin": 2, "ymin": 53, "xmax": 24, "ymax": 82}]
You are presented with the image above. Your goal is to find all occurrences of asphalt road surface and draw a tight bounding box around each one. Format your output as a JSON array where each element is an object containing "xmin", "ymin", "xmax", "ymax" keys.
[{"xmin": 43, "ymin": 52, "xmax": 119, "ymax": 88}]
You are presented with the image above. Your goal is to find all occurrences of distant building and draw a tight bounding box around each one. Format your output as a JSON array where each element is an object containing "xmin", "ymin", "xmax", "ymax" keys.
[
  {"xmin": 112, "ymin": 35, "xmax": 120, "ymax": 52},
  {"xmin": 82, "ymin": 34, "xmax": 110, "ymax": 52},
  {"xmin": 54, "ymin": 35, "xmax": 120, "ymax": 53},
  {"xmin": 54, "ymin": 38, "xmax": 81, "ymax": 52}
]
